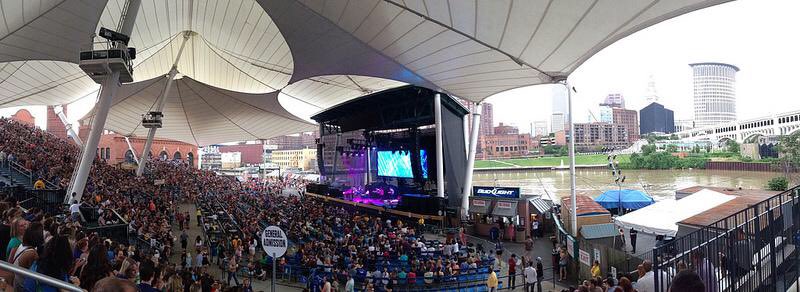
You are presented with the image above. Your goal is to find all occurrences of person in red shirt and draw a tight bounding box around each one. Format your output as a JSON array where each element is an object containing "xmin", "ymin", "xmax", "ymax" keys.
[
  {"xmin": 508, "ymin": 254, "xmax": 518, "ymax": 289},
  {"xmin": 407, "ymin": 270, "xmax": 417, "ymax": 286}
]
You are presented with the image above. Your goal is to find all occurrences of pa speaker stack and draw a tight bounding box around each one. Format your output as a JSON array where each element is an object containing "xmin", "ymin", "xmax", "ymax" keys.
[{"xmin": 397, "ymin": 194, "xmax": 444, "ymax": 215}]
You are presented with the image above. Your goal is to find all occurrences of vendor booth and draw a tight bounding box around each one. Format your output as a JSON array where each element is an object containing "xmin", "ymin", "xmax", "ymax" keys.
[
  {"xmin": 561, "ymin": 195, "xmax": 612, "ymax": 236},
  {"xmin": 466, "ymin": 186, "xmax": 554, "ymax": 242}
]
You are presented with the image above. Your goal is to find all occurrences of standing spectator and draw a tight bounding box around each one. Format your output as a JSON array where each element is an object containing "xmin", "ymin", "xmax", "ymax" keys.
[
  {"xmin": 137, "ymin": 261, "xmax": 159, "ymax": 292},
  {"xmin": 535, "ymin": 257, "xmax": 544, "ymax": 292},
  {"xmin": 524, "ymin": 236, "xmax": 533, "ymax": 260},
  {"xmin": 486, "ymin": 270, "xmax": 498, "ymax": 292},
  {"xmin": 227, "ymin": 256, "xmax": 239, "ymax": 286},
  {"xmin": 33, "ymin": 177, "xmax": 45, "ymax": 190},
  {"xmin": 345, "ymin": 274, "xmax": 355, "ymax": 292},
  {"xmin": 80, "ymin": 245, "xmax": 114, "ymax": 290},
  {"xmin": 5, "ymin": 218, "xmax": 28, "ymax": 257},
  {"xmin": 634, "ymin": 260, "xmax": 668, "ymax": 292},
  {"xmin": 629, "ymin": 229, "xmax": 638, "ymax": 254},
  {"xmin": 668, "ymin": 270, "xmax": 705, "ymax": 292},
  {"xmin": 24, "ymin": 235, "xmax": 76, "ymax": 291},
  {"xmin": 559, "ymin": 248, "xmax": 568, "ymax": 281},
  {"xmin": 591, "ymin": 260, "xmax": 602, "ymax": 278},
  {"xmin": 508, "ymin": 254, "xmax": 518, "ymax": 289},
  {"xmin": 180, "ymin": 230, "xmax": 188, "ymax": 250},
  {"xmin": 524, "ymin": 260, "xmax": 537, "ymax": 292},
  {"xmin": 196, "ymin": 209, "xmax": 202, "ymax": 227},
  {"xmin": 10, "ymin": 222, "xmax": 43, "ymax": 290}
]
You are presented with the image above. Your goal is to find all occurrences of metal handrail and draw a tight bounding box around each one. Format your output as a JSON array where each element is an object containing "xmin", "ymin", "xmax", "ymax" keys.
[{"xmin": 0, "ymin": 261, "xmax": 82, "ymax": 292}]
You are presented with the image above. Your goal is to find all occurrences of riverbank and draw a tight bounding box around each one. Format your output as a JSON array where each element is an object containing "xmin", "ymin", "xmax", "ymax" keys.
[{"xmin": 475, "ymin": 154, "xmax": 629, "ymax": 169}]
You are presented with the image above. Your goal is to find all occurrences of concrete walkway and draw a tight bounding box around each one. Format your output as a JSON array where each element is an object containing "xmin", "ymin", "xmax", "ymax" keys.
[{"xmin": 169, "ymin": 202, "xmax": 302, "ymax": 292}]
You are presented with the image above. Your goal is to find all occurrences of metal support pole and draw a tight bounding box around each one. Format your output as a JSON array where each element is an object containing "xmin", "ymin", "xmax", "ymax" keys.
[
  {"xmin": 272, "ymin": 253, "xmax": 276, "ymax": 292},
  {"xmin": 69, "ymin": 0, "xmax": 141, "ymax": 202},
  {"xmin": 136, "ymin": 32, "xmax": 191, "ymax": 176},
  {"xmin": 461, "ymin": 103, "xmax": 481, "ymax": 216},
  {"xmin": 434, "ymin": 93, "xmax": 445, "ymax": 198},
  {"xmin": 565, "ymin": 81, "xmax": 578, "ymax": 235},
  {"xmin": 71, "ymin": 71, "xmax": 120, "ymax": 202}
]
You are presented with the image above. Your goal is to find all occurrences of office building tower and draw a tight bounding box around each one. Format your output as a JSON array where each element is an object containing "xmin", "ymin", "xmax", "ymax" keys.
[
  {"xmin": 690, "ymin": 62, "xmax": 738, "ymax": 127},
  {"xmin": 640, "ymin": 102, "xmax": 675, "ymax": 134}
]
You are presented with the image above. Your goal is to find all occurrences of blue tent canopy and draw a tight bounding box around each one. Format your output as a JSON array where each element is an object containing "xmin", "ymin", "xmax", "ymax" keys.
[{"xmin": 594, "ymin": 189, "xmax": 655, "ymax": 210}]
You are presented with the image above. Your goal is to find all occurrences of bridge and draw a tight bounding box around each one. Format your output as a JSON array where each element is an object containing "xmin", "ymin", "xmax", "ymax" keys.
[{"xmin": 675, "ymin": 109, "xmax": 800, "ymax": 144}]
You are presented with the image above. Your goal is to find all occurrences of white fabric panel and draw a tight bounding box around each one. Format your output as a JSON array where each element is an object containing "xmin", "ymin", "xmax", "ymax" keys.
[
  {"xmin": 0, "ymin": 0, "xmax": 106, "ymax": 62},
  {"xmin": 614, "ymin": 189, "xmax": 736, "ymax": 236},
  {"xmin": 85, "ymin": 76, "xmax": 315, "ymax": 146},
  {"xmin": 0, "ymin": 61, "xmax": 98, "ymax": 107},
  {"xmin": 263, "ymin": 0, "xmax": 730, "ymax": 101},
  {"xmin": 98, "ymin": 0, "xmax": 293, "ymax": 93},
  {"xmin": 278, "ymin": 75, "xmax": 405, "ymax": 119}
]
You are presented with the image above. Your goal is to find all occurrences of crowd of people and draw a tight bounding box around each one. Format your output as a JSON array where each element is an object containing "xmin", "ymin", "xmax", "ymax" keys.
[{"xmin": 0, "ymin": 118, "xmax": 504, "ymax": 292}]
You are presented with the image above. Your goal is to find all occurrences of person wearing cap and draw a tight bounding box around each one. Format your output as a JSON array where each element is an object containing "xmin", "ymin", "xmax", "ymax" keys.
[{"xmin": 535, "ymin": 257, "xmax": 544, "ymax": 292}]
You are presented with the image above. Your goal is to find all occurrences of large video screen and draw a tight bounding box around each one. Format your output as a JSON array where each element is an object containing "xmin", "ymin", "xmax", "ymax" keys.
[{"xmin": 377, "ymin": 150, "xmax": 428, "ymax": 179}]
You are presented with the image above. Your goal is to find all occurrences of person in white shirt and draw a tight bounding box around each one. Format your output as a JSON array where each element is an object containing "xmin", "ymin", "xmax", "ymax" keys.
[
  {"xmin": 635, "ymin": 260, "xmax": 668, "ymax": 292},
  {"xmin": 523, "ymin": 261, "xmax": 538, "ymax": 292},
  {"xmin": 69, "ymin": 199, "xmax": 82, "ymax": 222},
  {"xmin": 345, "ymin": 275, "xmax": 355, "ymax": 292}
]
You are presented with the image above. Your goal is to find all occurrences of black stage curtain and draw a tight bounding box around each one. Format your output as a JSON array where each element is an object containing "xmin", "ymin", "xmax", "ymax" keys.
[{"xmin": 441, "ymin": 108, "xmax": 466, "ymax": 208}]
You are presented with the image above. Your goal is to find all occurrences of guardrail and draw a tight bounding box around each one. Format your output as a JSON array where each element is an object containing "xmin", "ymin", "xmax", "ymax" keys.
[
  {"xmin": 652, "ymin": 185, "xmax": 800, "ymax": 292},
  {"xmin": 0, "ymin": 260, "xmax": 81, "ymax": 292}
]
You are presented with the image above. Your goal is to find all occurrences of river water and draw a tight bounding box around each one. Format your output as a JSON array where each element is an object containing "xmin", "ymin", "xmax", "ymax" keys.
[{"xmin": 472, "ymin": 169, "xmax": 779, "ymax": 201}]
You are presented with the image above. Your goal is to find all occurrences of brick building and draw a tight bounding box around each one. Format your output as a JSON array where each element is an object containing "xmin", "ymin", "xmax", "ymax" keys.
[
  {"xmin": 217, "ymin": 143, "xmax": 264, "ymax": 165},
  {"xmin": 612, "ymin": 108, "xmax": 640, "ymax": 143},
  {"xmin": 46, "ymin": 105, "xmax": 69, "ymax": 140},
  {"xmin": 479, "ymin": 123, "xmax": 534, "ymax": 159},
  {"xmin": 79, "ymin": 125, "xmax": 198, "ymax": 167},
  {"xmin": 570, "ymin": 122, "xmax": 629, "ymax": 151},
  {"xmin": 264, "ymin": 132, "xmax": 317, "ymax": 150},
  {"xmin": 10, "ymin": 109, "xmax": 35, "ymax": 127}
]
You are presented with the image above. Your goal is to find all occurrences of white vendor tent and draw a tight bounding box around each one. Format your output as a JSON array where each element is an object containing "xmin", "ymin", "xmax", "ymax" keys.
[{"xmin": 614, "ymin": 189, "xmax": 736, "ymax": 237}]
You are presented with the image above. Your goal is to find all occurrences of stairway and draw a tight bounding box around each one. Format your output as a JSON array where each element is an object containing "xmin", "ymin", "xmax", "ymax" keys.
[{"xmin": 0, "ymin": 163, "xmax": 34, "ymax": 190}]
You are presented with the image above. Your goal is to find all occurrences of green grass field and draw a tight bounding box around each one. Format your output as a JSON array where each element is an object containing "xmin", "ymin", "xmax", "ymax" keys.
[{"xmin": 475, "ymin": 154, "xmax": 630, "ymax": 169}]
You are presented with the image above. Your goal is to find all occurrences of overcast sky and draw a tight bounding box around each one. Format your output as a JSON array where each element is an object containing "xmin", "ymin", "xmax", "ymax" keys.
[
  {"xmin": 486, "ymin": 0, "xmax": 800, "ymax": 132},
  {"xmin": 3, "ymin": 0, "xmax": 798, "ymax": 137}
]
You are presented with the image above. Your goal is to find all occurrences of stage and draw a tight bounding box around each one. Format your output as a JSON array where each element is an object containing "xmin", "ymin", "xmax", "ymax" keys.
[{"xmin": 306, "ymin": 192, "xmax": 444, "ymax": 221}]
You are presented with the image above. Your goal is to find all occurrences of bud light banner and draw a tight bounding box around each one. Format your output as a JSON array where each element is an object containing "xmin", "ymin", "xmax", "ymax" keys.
[{"xmin": 473, "ymin": 186, "xmax": 520, "ymax": 199}]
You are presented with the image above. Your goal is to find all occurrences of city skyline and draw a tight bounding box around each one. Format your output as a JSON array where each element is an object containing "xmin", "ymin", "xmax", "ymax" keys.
[{"xmin": 487, "ymin": 0, "xmax": 800, "ymax": 133}]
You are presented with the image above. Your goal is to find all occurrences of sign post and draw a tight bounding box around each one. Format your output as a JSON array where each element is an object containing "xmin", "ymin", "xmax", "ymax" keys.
[{"xmin": 261, "ymin": 226, "xmax": 288, "ymax": 292}]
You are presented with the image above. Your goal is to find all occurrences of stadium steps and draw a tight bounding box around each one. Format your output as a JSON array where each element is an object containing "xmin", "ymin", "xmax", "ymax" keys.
[{"xmin": 0, "ymin": 164, "xmax": 33, "ymax": 190}]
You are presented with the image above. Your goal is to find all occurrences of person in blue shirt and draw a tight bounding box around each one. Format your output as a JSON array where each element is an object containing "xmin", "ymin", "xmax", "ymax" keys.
[{"xmin": 24, "ymin": 235, "xmax": 79, "ymax": 292}]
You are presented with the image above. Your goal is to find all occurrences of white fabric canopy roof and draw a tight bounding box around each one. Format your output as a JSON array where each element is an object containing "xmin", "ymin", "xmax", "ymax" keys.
[
  {"xmin": 614, "ymin": 189, "xmax": 736, "ymax": 237},
  {"xmin": 0, "ymin": 0, "xmax": 732, "ymax": 144},
  {"xmin": 83, "ymin": 75, "xmax": 315, "ymax": 146}
]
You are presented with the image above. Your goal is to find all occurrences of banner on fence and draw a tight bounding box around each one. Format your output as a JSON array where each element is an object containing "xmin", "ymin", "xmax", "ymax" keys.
[{"xmin": 579, "ymin": 249, "xmax": 591, "ymax": 266}]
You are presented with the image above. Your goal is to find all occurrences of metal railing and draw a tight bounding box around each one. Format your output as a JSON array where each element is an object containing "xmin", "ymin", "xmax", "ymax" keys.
[
  {"xmin": 652, "ymin": 185, "xmax": 800, "ymax": 292},
  {"xmin": 0, "ymin": 261, "xmax": 81, "ymax": 292}
]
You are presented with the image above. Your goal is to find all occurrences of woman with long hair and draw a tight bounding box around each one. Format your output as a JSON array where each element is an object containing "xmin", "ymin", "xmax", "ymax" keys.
[
  {"xmin": 614, "ymin": 277, "xmax": 636, "ymax": 292},
  {"xmin": 24, "ymin": 235, "xmax": 80, "ymax": 291},
  {"xmin": 10, "ymin": 222, "xmax": 44, "ymax": 291},
  {"xmin": 79, "ymin": 244, "xmax": 113, "ymax": 290}
]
